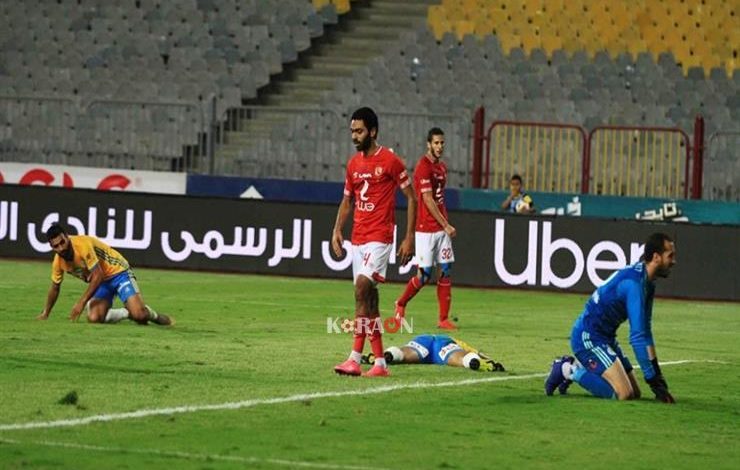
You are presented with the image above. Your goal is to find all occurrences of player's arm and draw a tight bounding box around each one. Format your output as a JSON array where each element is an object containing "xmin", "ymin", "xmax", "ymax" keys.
[
  {"xmin": 624, "ymin": 281, "xmax": 674, "ymax": 403},
  {"xmin": 421, "ymin": 191, "xmax": 456, "ymax": 237},
  {"xmin": 331, "ymin": 195, "xmax": 352, "ymax": 257},
  {"xmin": 37, "ymin": 282, "xmax": 61, "ymax": 320},
  {"xmin": 500, "ymin": 194, "xmax": 513, "ymax": 210},
  {"xmin": 69, "ymin": 264, "xmax": 104, "ymax": 321},
  {"xmin": 397, "ymin": 184, "xmax": 416, "ymax": 265}
]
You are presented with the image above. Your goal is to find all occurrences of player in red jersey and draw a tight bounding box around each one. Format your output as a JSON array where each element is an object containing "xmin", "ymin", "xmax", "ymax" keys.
[
  {"xmin": 331, "ymin": 107, "xmax": 416, "ymax": 377},
  {"xmin": 394, "ymin": 127, "xmax": 458, "ymax": 330}
]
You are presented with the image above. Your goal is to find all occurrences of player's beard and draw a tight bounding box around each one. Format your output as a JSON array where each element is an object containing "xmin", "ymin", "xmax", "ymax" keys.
[
  {"xmin": 61, "ymin": 245, "xmax": 74, "ymax": 261},
  {"xmin": 656, "ymin": 263, "xmax": 672, "ymax": 278},
  {"xmin": 354, "ymin": 134, "xmax": 371, "ymax": 152}
]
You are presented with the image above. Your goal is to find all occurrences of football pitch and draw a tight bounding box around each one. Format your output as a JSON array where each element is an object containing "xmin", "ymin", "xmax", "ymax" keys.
[{"xmin": 0, "ymin": 259, "xmax": 738, "ymax": 469}]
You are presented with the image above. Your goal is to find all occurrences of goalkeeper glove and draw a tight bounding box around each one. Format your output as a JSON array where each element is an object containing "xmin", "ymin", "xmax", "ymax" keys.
[{"xmin": 646, "ymin": 358, "xmax": 675, "ymax": 404}]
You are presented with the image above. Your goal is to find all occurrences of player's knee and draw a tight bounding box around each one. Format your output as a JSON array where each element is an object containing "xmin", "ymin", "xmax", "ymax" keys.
[
  {"xmin": 614, "ymin": 383, "xmax": 636, "ymax": 401},
  {"xmin": 418, "ymin": 267, "xmax": 433, "ymax": 284},
  {"xmin": 127, "ymin": 306, "xmax": 148, "ymax": 323},
  {"xmin": 86, "ymin": 311, "xmax": 104, "ymax": 323},
  {"xmin": 439, "ymin": 263, "xmax": 452, "ymax": 278}
]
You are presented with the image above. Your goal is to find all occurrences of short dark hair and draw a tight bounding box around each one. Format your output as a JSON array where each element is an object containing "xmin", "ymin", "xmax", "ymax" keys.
[
  {"xmin": 510, "ymin": 174, "xmax": 523, "ymax": 183},
  {"xmin": 427, "ymin": 127, "xmax": 444, "ymax": 143},
  {"xmin": 351, "ymin": 107, "xmax": 378, "ymax": 135},
  {"xmin": 641, "ymin": 232, "xmax": 673, "ymax": 262},
  {"xmin": 45, "ymin": 223, "xmax": 67, "ymax": 242}
]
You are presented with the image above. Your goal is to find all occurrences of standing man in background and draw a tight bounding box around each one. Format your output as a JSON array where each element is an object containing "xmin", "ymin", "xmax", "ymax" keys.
[
  {"xmin": 394, "ymin": 127, "xmax": 458, "ymax": 330},
  {"xmin": 501, "ymin": 174, "xmax": 535, "ymax": 214},
  {"xmin": 332, "ymin": 107, "xmax": 416, "ymax": 377}
]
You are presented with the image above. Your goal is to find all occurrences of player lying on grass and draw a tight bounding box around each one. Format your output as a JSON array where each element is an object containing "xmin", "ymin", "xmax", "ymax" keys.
[
  {"xmin": 37, "ymin": 223, "xmax": 173, "ymax": 326},
  {"xmin": 544, "ymin": 232, "xmax": 676, "ymax": 403},
  {"xmin": 362, "ymin": 334, "xmax": 505, "ymax": 372}
]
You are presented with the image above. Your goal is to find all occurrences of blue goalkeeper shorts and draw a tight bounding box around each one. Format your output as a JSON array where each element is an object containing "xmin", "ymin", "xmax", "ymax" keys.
[
  {"xmin": 93, "ymin": 270, "xmax": 140, "ymax": 305},
  {"xmin": 406, "ymin": 334, "xmax": 463, "ymax": 365},
  {"xmin": 571, "ymin": 328, "xmax": 633, "ymax": 376}
]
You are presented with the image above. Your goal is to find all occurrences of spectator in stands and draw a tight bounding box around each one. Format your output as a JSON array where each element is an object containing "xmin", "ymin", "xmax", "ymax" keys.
[
  {"xmin": 37, "ymin": 223, "xmax": 173, "ymax": 326},
  {"xmin": 501, "ymin": 174, "xmax": 535, "ymax": 214}
]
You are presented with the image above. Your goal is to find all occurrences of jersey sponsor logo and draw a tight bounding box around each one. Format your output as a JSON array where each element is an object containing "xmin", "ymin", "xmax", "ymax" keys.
[
  {"xmin": 353, "ymin": 172, "xmax": 373, "ymax": 179},
  {"xmin": 357, "ymin": 180, "xmax": 375, "ymax": 212},
  {"xmin": 438, "ymin": 342, "xmax": 461, "ymax": 360},
  {"xmin": 408, "ymin": 341, "xmax": 429, "ymax": 358}
]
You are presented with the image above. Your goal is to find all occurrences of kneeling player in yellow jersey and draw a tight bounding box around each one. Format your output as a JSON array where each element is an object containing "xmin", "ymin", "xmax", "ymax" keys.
[{"xmin": 37, "ymin": 223, "xmax": 173, "ymax": 326}]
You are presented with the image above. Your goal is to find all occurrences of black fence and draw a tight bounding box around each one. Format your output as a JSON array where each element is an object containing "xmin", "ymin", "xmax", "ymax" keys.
[{"xmin": 1, "ymin": 185, "xmax": 737, "ymax": 301}]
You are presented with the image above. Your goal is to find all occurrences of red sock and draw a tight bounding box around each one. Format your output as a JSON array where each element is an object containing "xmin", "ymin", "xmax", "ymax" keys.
[
  {"xmin": 352, "ymin": 317, "xmax": 367, "ymax": 353},
  {"xmin": 437, "ymin": 278, "xmax": 452, "ymax": 321},
  {"xmin": 397, "ymin": 276, "xmax": 423, "ymax": 306},
  {"xmin": 368, "ymin": 318, "xmax": 385, "ymax": 361}
]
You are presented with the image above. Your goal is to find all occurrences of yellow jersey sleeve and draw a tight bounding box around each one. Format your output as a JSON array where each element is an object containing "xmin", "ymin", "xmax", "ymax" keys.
[
  {"xmin": 75, "ymin": 236, "xmax": 100, "ymax": 271},
  {"xmin": 51, "ymin": 256, "xmax": 64, "ymax": 284}
]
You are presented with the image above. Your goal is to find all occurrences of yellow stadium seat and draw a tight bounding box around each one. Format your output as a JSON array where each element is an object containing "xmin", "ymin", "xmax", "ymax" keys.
[
  {"xmin": 312, "ymin": 0, "xmax": 331, "ymax": 10},
  {"xmin": 540, "ymin": 34, "xmax": 563, "ymax": 58},
  {"xmin": 497, "ymin": 33, "xmax": 521, "ymax": 55},
  {"xmin": 332, "ymin": 0, "xmax": 350, "ymax": 15},
  {"xmin": 426, "ymin": 0, "xmax": 734, "ymax": 72},
  {"xmin": 428, "ymin": 8, "xmax": 451, "ymax": 41},
  {"xmin": 474, "ymin": 17, "xmax": 494, "ymax": 38},
  {"xmin": 521, "ymin": 30, "xmax": 541, "ymax": 55},
  {"xmin": 455, "ymin": 20, "xmax": 476, "ymax": 41},
  {"xmin": 625, "ymin": 39, "xmax": 648, "ymax": 61}
]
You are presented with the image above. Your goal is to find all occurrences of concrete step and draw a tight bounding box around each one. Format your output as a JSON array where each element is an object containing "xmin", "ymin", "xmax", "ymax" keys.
[{"xmin": 368, "ymin": 0, "xmax": 435, "ymax": 15}]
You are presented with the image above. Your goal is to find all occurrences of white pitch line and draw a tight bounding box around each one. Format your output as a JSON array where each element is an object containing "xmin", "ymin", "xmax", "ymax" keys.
[
  {"xmin": 0, "ymin": 359, "xmax": 723, "ymax": 432},
  {"xmin": 0, "ymin": 437, "xmax": 388, "ymax": 470}
]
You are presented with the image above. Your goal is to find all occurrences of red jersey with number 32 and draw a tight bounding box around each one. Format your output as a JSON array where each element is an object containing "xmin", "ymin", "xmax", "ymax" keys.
[
  {"xmin": 414, "ymin": 155, "xmax": 448, "ymax": 232},
  {"xmin": 344, "ymin": 146, "xmax": 410, "ymax": 244}
]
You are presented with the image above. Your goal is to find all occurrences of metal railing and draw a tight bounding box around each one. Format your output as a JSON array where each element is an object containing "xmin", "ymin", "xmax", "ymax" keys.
[
  {"xmin": 0, "ymin": 95, "xmax": 78, "ymax": 164},
  {"xmin": 704, "ymin": 131, "xmax": 740, "ymax": 201},
  {"xmin": 484, "ymin": 120, "xmax": 587, "ymax": 193},
  {"xmin": 85, "ymin": 99, "xmax": 206, "ymax": 172},
  {"xmin": 587, "ymin": 126, "xmax": 691, "ymax": 198},
  {"xmin": 214, "ymin": 106, "xmax": 472, "ymax": 187},
  {"xmin": 0, "ymin": 96, "xmax": 207, "ymax": 173}
]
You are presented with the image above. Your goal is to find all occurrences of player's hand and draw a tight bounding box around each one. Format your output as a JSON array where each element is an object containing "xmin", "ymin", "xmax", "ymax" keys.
[
  {"xmin": 331, "ymin": 230, "xmax": 344, "ymax": 257},
  {"xmin": 646, "ymin": 374, "xmax": 675, "ymax": 404},
  {"xmin": 69, "ymin": 302, "xmax": 85, "ymax": 321},
  {"xmin": 37, "ymin": 311, "xmax": 50, "ymax": 320},
  {"xmin": 397, "ymin": 236, "xmax": 414, "ymax": 266},
  {"xmin": 444, "ymin": 223, "xmax": 457, "ymax": 238}
]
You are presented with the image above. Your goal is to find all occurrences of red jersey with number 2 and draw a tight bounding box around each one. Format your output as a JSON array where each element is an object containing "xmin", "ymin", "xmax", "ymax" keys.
[
  {"xmin": 414, "ymin": 155, "xmax": 448, "ymax": 233},
  {"xmin": 344, "ymin": 146, "xmax": 410, "ymax": 244}
]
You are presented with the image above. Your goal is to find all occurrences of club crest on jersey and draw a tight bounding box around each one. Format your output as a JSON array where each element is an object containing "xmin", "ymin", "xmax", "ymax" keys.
[{"xmin": 374, "ymin": 166, "xmax": 383, "ymax": 176}]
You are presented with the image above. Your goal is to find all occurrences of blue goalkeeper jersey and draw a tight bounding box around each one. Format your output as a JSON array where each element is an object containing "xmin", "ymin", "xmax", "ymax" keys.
[{"xmin": 572, "ymin": 262, "xmax": 658, "ymax": 378}]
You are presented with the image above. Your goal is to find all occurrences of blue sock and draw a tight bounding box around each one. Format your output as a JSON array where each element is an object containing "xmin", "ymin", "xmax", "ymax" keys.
[{"xmin": 572, "ymin": 367, "xmax": 615, "ymax": 399}]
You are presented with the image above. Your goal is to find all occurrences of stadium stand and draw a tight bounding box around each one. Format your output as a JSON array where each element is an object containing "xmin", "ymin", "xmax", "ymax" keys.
[{"xmin": 0, "ymin": 0, "xmax": 737, "ymax": 198}]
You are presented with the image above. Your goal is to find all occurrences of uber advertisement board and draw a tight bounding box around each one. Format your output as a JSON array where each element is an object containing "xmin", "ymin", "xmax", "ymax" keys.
[{"xmin": 1, "ymin": 185, "xmax": 737, "ymax": 301}]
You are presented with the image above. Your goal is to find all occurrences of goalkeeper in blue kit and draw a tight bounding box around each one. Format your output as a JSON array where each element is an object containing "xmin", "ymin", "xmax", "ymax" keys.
[{"xmin": 545, "ymin": 232, "xmax": 677, "ymax": 403}]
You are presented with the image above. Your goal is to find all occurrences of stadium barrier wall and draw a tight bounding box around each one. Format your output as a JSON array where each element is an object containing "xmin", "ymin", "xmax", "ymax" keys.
[
  {"xmin": 1, "ymin": 184, "xmax": 737, "ymax": 301},
  {"xmin": 186, "ymin": 174, "xmax": 740, "ymax": 226},
  {"xmin": 0, "ymin": 162, "xmax": 187, "ymax": 194}
]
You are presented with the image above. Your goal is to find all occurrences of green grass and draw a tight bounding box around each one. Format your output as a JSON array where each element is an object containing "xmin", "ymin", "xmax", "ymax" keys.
[{"xmin": 0, "ymin": 258, "xmax": 738, "ymax": 469}]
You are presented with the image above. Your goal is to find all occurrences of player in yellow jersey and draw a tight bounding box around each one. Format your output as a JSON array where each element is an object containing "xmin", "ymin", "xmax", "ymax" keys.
[{"xmin": 37, "ymin": 223, "xmax": 173, "ymax": 326}]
